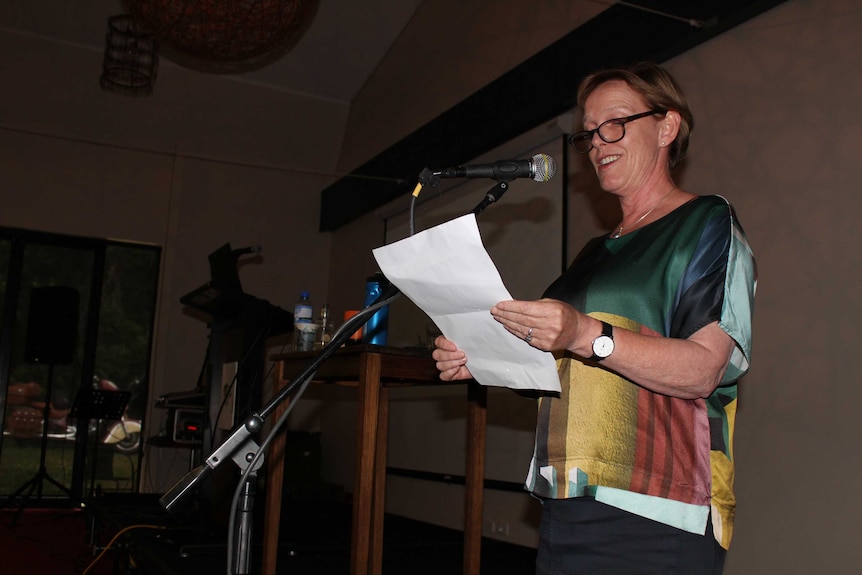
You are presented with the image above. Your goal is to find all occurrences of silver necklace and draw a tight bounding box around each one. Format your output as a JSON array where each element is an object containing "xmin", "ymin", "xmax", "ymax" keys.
[{"xmin": 611, "ymin": 189, "xmax": 674, "ymax": 239}]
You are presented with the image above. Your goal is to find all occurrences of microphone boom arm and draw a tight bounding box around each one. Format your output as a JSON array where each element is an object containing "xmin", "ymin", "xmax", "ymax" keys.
[{"xmin": 159, "ymin": 287, "xmax": 401, "ymax": 510}]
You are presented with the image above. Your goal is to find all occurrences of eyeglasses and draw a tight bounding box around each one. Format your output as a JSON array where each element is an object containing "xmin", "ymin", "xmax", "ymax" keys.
[{"xmin": 568, "ymin": 110, "xmax": 665, "ymax": 154}]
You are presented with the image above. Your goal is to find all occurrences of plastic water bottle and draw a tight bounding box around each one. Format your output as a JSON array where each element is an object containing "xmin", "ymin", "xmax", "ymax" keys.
[
  {"xmin": 293, "ymin": 291, "xmax": 315, "ymax": 351},
  {"xmin": 361, "ymin": 273, "xmax": 390, "ymax": 346}
]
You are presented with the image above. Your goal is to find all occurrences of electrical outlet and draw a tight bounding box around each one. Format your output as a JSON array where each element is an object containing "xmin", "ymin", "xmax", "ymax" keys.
[{"xmin": 484, "ymin": 520, "xmax": 510, "ymax": 537}]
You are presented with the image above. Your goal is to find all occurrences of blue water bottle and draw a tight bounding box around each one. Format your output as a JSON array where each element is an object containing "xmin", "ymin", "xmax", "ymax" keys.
[{"xmin": 361, "ymin": 272, "xmax": 390, "ymax": 346}]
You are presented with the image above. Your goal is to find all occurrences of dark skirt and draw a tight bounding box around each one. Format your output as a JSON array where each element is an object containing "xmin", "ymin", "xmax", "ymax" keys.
[{"xmin": 536, "ymin": 497, "xmax": 726, "ymax": 575}]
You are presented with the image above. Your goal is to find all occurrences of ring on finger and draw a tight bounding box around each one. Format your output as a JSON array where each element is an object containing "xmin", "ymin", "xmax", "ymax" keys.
[{"xmin": 524, "ymin": 327, "xmax": 534, "ymax": 343}]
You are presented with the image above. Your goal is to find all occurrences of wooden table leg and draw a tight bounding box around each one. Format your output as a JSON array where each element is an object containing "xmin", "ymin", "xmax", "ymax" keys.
[
  {"xmin": 262, "ymin": 362, "xmax": 287, "ymax": 575},
  {"xmin": 463, "ymin": 381, "xmax": 487, "ymax": 575},
  {"xmin": 351, "ymin": 352, "xmax": 382, "ymax": 575},
  {"xmin": 264, "ymin": 349, "xmax": 480, "ymax": 575},
  {"xmin": 370, "ymin": 386, "xmax": 389, "ymax": 575}
]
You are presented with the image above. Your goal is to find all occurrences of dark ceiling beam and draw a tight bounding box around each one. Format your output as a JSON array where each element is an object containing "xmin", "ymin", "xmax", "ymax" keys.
[{"xmin": 320, "ymin": 0, "xmax": 789, "ymax": 232}]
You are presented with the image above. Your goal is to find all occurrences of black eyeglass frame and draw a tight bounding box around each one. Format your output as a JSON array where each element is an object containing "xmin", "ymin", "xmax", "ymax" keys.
[{"xmin": 568, "ymin": 109, "xmax": 666, "ymax": 153}]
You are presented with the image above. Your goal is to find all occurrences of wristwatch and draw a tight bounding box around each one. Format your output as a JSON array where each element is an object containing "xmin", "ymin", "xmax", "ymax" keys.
[{"xmin": 589, "ymin": 321, "xmax": 615, "ymax": 361}]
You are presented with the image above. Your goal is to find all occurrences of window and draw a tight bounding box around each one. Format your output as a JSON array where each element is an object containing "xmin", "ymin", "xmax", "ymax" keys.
[{"xmin": 0, "ymin": 228, "xmax": 160, "ymax": 500}]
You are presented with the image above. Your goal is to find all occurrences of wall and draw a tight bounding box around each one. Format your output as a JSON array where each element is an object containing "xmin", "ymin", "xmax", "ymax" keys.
[
  {"xmin": 0, "ymin": 27, "xmax": 341, "ymax": 490},
  {"xmin": 666, "ymin": 1, "xmax": 862, "ymax": 572}
]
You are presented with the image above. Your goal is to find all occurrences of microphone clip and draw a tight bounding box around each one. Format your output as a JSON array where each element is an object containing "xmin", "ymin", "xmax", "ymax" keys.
[
  {"xmin": 417, "ymin": 167, "xmax": 441, "ymax": 189},
  {"xmin": 471, "ymin": 180, "xmax": 510, "ymax": 216}
]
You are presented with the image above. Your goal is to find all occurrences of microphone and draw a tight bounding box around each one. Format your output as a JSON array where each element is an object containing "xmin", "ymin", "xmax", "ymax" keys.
[
  {"xmin": 232, "ymin": 245, "xmax": 262, "ymax": 257},
  {"xmin": 432, "ymin": 153, "xmax": 557, "ymax": 183}
]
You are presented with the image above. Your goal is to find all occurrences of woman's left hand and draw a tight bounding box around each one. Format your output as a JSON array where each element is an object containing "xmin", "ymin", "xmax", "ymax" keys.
[{"xmin": 491, "ymin": 298, "xmax": 588, "ymax": 354}]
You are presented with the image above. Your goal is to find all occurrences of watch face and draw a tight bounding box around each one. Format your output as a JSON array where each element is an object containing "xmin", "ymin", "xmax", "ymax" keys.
[{"xmin": 592, "ymin": 335, "xmax": 615, "ymax": 358}]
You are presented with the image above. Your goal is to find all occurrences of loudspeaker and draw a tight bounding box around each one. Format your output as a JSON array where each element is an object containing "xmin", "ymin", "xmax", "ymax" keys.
[{"xmin": 24, "ymin": 286, "xmax": 79, "ymax": 365}]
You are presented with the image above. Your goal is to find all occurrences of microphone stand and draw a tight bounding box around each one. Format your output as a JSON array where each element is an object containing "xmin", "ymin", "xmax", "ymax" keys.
[
  {"xmin": 158, "ymin": 176, "xmax": 512, "ymax": 574},
  {"xmin": 159, "ymin": 295, "xmax": 396, "ymax": 574}
]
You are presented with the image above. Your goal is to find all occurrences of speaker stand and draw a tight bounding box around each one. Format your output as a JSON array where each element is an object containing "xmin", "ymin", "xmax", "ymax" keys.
[{"xmin": 4, "ymin": 364, "xmax": 75, "ymax": 526}]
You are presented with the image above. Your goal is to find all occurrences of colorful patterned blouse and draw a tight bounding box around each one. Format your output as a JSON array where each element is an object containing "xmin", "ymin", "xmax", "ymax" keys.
[{"xmin": 525, "ymin": 195, "xmax": 756, "ymax": 549}]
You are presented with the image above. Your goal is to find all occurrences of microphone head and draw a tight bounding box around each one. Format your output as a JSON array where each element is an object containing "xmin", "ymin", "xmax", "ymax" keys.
[{"xmin": 530, "ymin": 154, "xmax": 557, "ymax": 182}]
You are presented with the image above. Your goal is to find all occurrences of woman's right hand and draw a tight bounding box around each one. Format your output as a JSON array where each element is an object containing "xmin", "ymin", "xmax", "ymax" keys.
[{"xmin": 432, "ymin": 336, "xmax": 473, "ymax": 381}]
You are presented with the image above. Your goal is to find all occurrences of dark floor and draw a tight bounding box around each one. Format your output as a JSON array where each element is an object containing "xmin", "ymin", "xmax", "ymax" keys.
[
  {"xmin": 85, "ymin": 491, "xmax": 538, "ymax": 574},
  {"xmin": 1, "ymin": 506, "xmax": 112, "ymax": 575}
]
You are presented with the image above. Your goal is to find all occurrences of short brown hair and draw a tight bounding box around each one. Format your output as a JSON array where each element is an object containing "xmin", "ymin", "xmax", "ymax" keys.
[{"xmin": 577, "ymin": 62, "xmax": 694, "ymax": 169}]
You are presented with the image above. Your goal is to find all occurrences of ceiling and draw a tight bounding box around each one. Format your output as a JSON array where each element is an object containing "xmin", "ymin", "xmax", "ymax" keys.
[
  {"xmin": 0, "ymin": 0, "xmax": 425, "ymax": 104},
  {"xmin": 0, "ymin": 0, "xmax": 789, "ymax": 230}
]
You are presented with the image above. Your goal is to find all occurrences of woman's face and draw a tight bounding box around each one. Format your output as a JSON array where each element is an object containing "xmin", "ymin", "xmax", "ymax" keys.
[{"xmin": 582, "ymin": 80, "xmax": 667, "ymax": 197}]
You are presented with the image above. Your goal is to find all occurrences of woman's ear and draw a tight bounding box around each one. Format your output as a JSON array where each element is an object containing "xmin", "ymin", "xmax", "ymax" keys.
[{"xmin": 659, "ymin": 110, "xmax": 681, "ymax": 147}]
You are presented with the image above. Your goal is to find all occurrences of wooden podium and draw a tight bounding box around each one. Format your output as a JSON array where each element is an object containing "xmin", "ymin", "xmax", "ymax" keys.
[{"xmin": 263, "ymin": 345, "xmax": 487, "ymax": 575}]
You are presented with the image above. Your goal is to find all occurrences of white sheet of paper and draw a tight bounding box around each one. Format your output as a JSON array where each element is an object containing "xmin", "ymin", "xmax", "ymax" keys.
[{"xmin": 372, "ymin": 214, "xmax": 560, "ymax": 392}]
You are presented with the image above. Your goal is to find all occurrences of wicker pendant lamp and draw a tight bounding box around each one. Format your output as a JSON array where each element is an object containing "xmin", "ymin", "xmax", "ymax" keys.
[{"xmin": 123, "ymin": 0, "xmax": 320, "ymax": 73}]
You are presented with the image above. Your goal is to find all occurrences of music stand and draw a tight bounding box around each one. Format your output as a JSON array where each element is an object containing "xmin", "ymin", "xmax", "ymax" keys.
[
  {"xmin": 3, "ymin": 364, "xmax": 75, "ymax": 523},
  {"xmin": 69, "ymin": 389, "xmax": 130, "ymax": 498}
]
